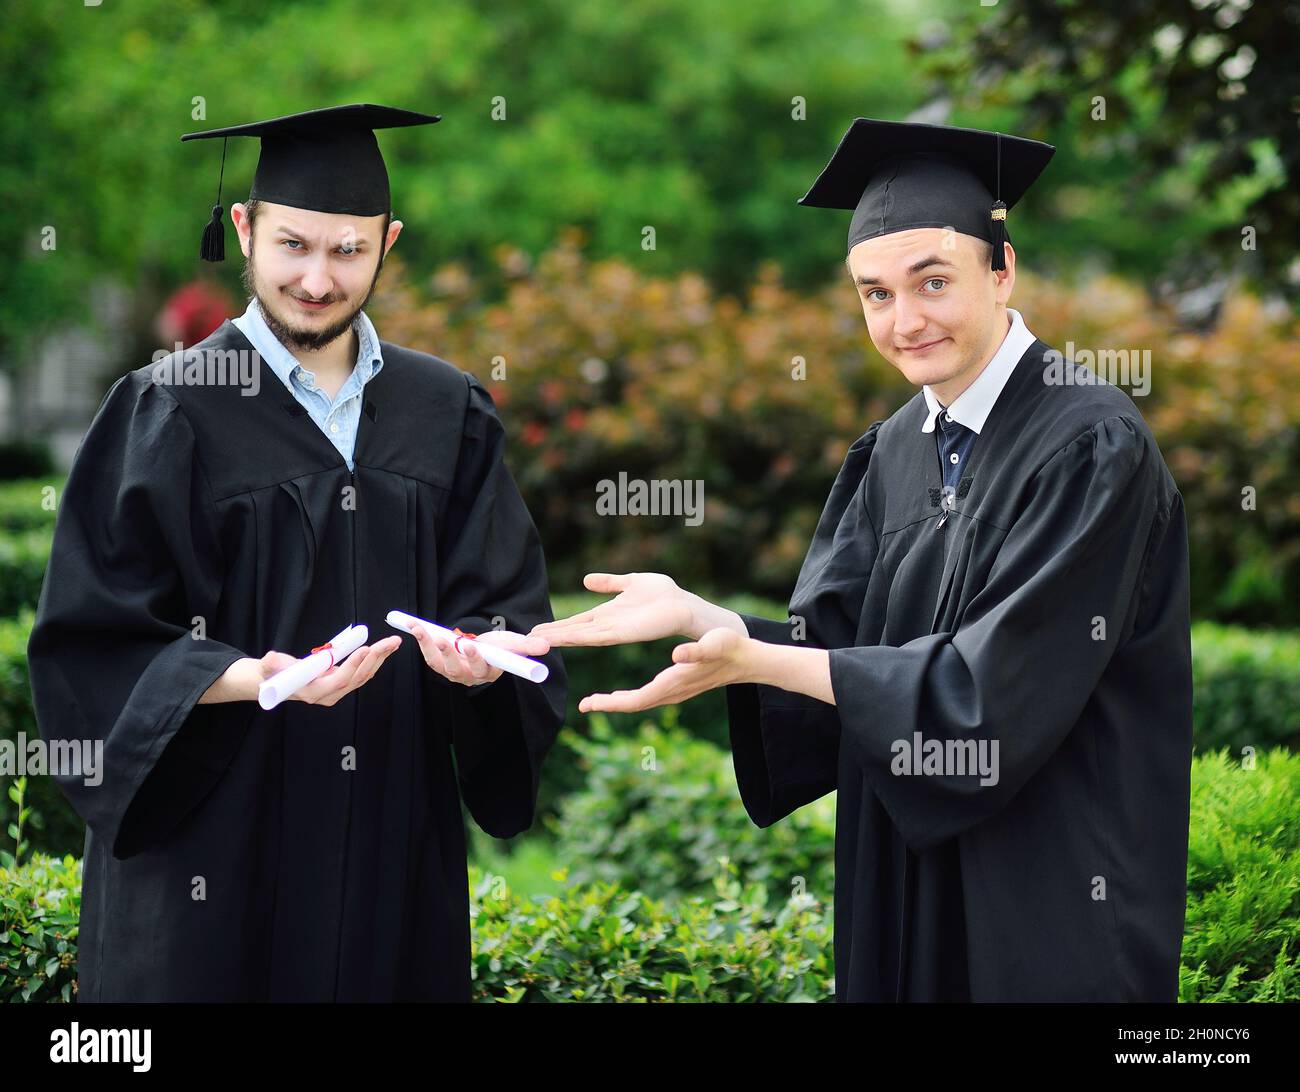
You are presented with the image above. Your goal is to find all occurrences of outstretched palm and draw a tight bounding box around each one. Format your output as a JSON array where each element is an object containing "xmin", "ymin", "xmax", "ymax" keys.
[
  {"xmin": 529, "ymin": 572, "xmax": 691, "ymax": 646},
  {"xmin": 577, "ymin": 627, "xmax": 747, "ymax": 713}
]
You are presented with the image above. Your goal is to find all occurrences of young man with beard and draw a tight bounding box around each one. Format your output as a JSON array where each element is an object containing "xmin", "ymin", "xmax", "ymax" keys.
[{"xmin": 28, "ymin": 104, "xmax": 566, "ymax": 1002}]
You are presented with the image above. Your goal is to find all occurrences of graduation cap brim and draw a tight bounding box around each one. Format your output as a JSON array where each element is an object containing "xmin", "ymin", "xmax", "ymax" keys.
[
  {"xmin": 180, "ymin": 103, "xmax": 442, "ymax": 142},
  {"xmin": 797, "ymin": 118, "xmax": 1054, "ymax": 211}
]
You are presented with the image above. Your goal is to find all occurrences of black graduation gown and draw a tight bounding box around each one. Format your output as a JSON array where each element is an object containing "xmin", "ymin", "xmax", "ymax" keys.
[
  {"xmin": 726, "ymin": 338, "xmax": 1192, "ymax": 1002},
  {"xmin": 26, "ymin": 319, "xmax": 566, "ymax": 1002}
]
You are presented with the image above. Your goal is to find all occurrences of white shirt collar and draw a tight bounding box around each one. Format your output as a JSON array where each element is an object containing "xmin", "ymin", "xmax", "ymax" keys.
[{"xmin": 920, "ymin": 307, "xmax": 1037, "ymax": 434}]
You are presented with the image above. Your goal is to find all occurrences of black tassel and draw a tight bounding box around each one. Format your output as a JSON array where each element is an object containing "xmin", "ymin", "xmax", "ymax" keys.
[
  {"xmin": 200, "ymin": 204, "xmax": 225, "ymax": 262},
  {"xmin": 990, "ymin": 200, "xmax": 1007, "ymax": 271},
  {"xmin": 199, "ymin": 135, "xmax": 228, "ymax": 262}
]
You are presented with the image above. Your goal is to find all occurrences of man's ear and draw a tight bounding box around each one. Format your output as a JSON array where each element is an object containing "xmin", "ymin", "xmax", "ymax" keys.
[
  {"xmin": 993, "ymin": 241, "xmax": 1015, "ymax": 305},
  {"xmin": 383, "ymin": 218, "xmax": 403, "ymax": 257},
  {"xmin": 230, "ymin": 202, "xmax": 253, "ymax": 258}
]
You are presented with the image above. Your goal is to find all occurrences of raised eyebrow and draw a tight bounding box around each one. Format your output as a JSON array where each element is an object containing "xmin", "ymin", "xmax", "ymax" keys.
[
  {"xmin": 272, "ymin": 227, "xmax": 369, "ymax": 247},
  {"xmin": 853, "ymin": 255, "xmax": 957, "ymax": 287}
]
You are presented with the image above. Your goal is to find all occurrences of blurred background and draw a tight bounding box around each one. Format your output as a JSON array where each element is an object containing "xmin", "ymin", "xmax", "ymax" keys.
[{"xmin": 2, "ymin": 0, "xmax": 1299, "ymax": 1001}]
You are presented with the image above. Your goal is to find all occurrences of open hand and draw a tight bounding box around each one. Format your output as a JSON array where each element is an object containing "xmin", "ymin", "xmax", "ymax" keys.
[
  {"xmin": 529, "ymin": 572, "xmax": 692, "ymax": 647},
  {"xmin": 578, "ymin": 627, "xmax": 751, "ymax": 713}
]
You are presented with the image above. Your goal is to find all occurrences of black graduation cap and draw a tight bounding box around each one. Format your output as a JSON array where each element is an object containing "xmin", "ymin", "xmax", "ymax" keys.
[
  {"xmin": 181, "ymin": 103, "xmax": 441, "ymax": 262},
  {"xmin": 798, "ymin": 118, "xmax": 1055, "ymax": 271}
]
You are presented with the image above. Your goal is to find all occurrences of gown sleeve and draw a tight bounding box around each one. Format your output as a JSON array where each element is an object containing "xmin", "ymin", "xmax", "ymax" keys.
[
  {"xmin": 830, "ymin": 415, "xmax": 1177, "ymax": 852},
  {"xmin": 725, "ymin": 421, "xmax": 884, "ymax": 826},
  {"xmin": 437, "ymin": 375, "xmax": 566, "ymax": 840},
  {"xmin": 26, "ymin": 372, "xmax": 253, "ymax": 860}
]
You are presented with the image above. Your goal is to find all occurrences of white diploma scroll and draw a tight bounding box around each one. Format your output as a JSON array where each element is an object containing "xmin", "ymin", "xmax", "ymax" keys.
[
  {"xmin": 385, "ymin": 610, "xmax": 549, "ymax": 684},
  {"xmin": 257, "ymin": 623, "xmax": 369, "ymax": 710}
]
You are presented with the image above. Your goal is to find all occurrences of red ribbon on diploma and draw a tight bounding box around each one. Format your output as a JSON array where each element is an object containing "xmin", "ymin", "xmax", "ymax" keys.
[
  {"xmin": 310, "ymin": 640, "xmax": 336, "ymax": 669},
  {"xmin": 452, "ymin": 627, "xmax": 478, "ymax": 655}
]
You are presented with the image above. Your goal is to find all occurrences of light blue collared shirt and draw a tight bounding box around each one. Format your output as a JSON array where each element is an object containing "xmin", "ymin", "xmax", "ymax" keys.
[{"xmin": 233, "ymin": 296, "xmax": 384, "ymax": 471}]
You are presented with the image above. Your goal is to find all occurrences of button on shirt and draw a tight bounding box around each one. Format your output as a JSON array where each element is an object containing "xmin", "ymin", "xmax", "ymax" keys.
[
  {"xmin": 933, "ymin": 404, "xmax": 977, "ymax": 495},
  {"xmin": 232, "ymin": 297, "xmax": 384, "ymax": 471},
  {"xmin": 920, "ymin": 307, "xmax": 1038, "ymax": 495}
]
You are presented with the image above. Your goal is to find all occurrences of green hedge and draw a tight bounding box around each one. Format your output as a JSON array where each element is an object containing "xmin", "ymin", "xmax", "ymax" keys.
[
  {"xmin": 1179, "ymin": 748, "xmax": 1300, "ymax": 1001},
  {"xmin": 3, "ymin": 597, "xmax": 1299, "ymax": 860},
  {"xmin": 0, "ymin": 853, "xmax": 832, "ymax": 1003},
  {"xmin": 543, "ymin": 722, "xmax": 1300, "ymax": 1001},
  {"xmin": 0, "ymin": 610, "xmax": 83, "ymax": 859},
  {"xmin": 0, "ymin": 530, "xmax": 51, "ymax": 617},
  {"xmin": 0, "ymin": 478, "xmax": 60, "ymax": 532},
  {"xmin": 1190, "ymin": 622, "xmax": 1300, "ymax": 755},
  {"xmin": 0, "ymin": 477, "xmax": 65, "ymax": 618},
  {"xmin": 4, "ymin": 747, "xmax": 1298, "ymax": 1002},
  {"xmin": 548, "ymin": 711, "xmax": 834, "ymax": 906},
  {"xmin": 0, "ymin": 851, "xmax": 80, "ymax": 1002},
  {"xmin": 470, "ymin": 859, "xmax": 831, "ymax": 1002}
]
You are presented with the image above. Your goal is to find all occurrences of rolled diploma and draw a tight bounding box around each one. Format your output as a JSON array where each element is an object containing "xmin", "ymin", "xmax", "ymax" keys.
[
  {"xmin": 385, "ymin": 610, "xmax": 549, "ymax": 684},
  {"xmin": 257, "ymin": 623, "xmax": 369, "ymax": 710}
]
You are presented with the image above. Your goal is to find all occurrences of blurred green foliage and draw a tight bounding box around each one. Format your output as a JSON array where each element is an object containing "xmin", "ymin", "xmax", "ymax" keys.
[
  {"xmin": 6, "ymin": 0, "xmax": 1285, "ymax": 370},
  {"xmin": 4, "ymin": 0, "xmax": 925, "ymax": 359},
  {"xmin": 378, "ymin": 243, "xmax": 1300, "ymax": 622}
]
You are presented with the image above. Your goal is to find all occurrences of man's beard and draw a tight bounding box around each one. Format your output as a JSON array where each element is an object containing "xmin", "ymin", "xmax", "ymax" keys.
[{"xmin": 241, "ymin": 240, "xmax": 385, "ymax": 353}]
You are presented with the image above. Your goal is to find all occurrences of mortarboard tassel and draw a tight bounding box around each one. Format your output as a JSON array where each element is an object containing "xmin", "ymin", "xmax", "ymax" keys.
[
  {"xmin": 199, "ymin": 136, "xmax": 229, "ymax": 262},
  {"xmin": 199, "ymin": 204, "xmax": 225, "ymax": 262},
  {"xmin": 989, "ymin": 131, "xmax": 1007, "ymax": 271},
  {"xmin": 989, "ymin": 200, "xmax": 1007, "ymax": 271}
]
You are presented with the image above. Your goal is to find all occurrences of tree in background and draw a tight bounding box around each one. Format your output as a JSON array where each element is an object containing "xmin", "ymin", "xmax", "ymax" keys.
[
  {"xmin": 8, "ymin": 0, "xmax": 1293, "ymax": 379},
  {"xmin": 928, "ymin": 0, "xmax": 1299, "ymax": 309}
]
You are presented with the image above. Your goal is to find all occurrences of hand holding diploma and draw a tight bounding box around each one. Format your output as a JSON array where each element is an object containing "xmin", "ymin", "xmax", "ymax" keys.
[
  {"xmin": 387, "ymin": 610, "xmax": 551, "ymax": 686},
  {"xmin": 254, "ymin": 623, "xmax": 403, "ymax": 708},
  {"xmin": 257, "ymin": 624, "xmax": 362, "ymax": 709},
  {"xmin": 197, "ymin": 626, "xmax": 402, "ymax": 707}
]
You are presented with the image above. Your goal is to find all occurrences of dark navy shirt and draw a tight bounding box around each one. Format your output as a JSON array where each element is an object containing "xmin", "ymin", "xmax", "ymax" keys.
[{"xmin": 935, "ymin": 402, "xmax": 977, "ymax": 495}]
